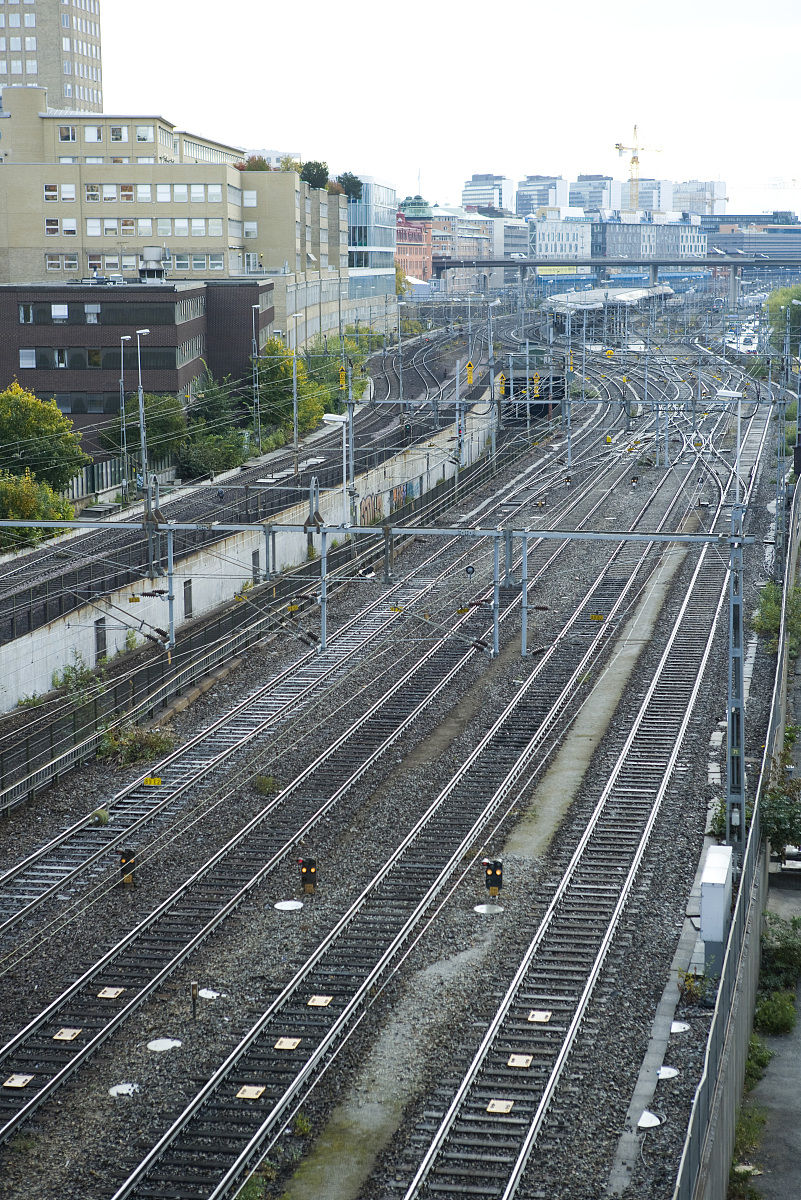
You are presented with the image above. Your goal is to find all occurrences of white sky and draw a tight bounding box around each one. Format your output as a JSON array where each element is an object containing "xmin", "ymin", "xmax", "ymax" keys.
[{"xmin": 102, "ymin": 0, "xmax": 801, "ymax": 216}]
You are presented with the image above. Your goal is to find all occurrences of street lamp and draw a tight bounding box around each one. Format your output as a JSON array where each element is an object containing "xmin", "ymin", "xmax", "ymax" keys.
[
  {"xmin": 119, "ymin": 334, "xmax": 131, "ymax": 498},
  {"xmin": 322, "ymin": 412, "xmax": 348, "ymax": 526},
  {"xmin": 397, "ymin": 301, "xmax": 406, "ymax": 411},
  {"xmin": 291, "ymin": 311, "xmax": 303, "ymax": 472},
  {"xmin": 251, "ymin": 303, "xmax": 262, "ymax": 453},
  {"xmin": 135, "ymin": 328, "xmax": 150, "ymax": 503}
]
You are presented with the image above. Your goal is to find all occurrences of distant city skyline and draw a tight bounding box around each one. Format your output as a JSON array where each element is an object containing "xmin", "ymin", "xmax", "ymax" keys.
[{"xmin": 100, "ymin": 0, "xmax": 801, "ymax": 218}]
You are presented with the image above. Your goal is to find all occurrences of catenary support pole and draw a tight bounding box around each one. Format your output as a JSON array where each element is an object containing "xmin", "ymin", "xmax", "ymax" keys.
[
  {"xmin": 492, "ymin": 533, "xmax": 501, "ymax": 658},
  {"xmin": 320, "ymin": 530, "xmax": 328, "ymax": 651},
  {"xmin": 521, "ymin": 534, "xmax": 529, "ymax": 657}
]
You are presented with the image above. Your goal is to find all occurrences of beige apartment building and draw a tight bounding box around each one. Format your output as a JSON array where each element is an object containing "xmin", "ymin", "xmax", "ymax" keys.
[
  {"xmin": 0, "ymin": 0, "xmax": 102, "ymax": 115},
  {"xmin": 0, "ymin": 87, "xmax": 352, "ymax": 291}
]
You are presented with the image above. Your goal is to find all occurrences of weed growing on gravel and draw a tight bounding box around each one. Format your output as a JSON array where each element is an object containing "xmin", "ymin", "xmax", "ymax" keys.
[
  {"xmin": 52, "ymin": 649, "xmax": 103, "ymax": 698},
  {"xmin": 91, "ymin": 807, "xmax": 110, "ymax": 826},
  {"xmin": 236, "ymin": 1174, "xmax": 265, "ymax": 1199},
  {"xmin": 98, "ymin": 724, "xmax": 175, "ymax": 765},
  {"xmin": 16, "ymin": 692, "xmax": 41, "ymax": 709},
  {"xmin": 678, "ymin": 969, "xmax": 711, "ymax": 1006},
  {"xmin": 7, "ymin": 1134, "xmax": 36, "ymax": 1153},
  {"xmin": 728, "ymin": 1101, "xmax": 767, "ymax": 1199},
  {"xmin": 293, "ymin": 1110, "xmax": 312, "ymax": 1136},
  {"xmin": 753, "ymin": 581, "xmax": 801, "ymax": 656},
  {"xmin": 254, "ymin": 774, "xmax": 279, "ymax": 796}
]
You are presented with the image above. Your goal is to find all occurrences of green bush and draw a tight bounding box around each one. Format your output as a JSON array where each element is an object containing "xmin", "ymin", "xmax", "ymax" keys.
[
  {"xmin": 98, "ymin": 724, "xmax": 175, "ymax": 765},
  {"xmin": 753, "ymin": 581, "xmax": 801, "ymax": 657},
  {"xmin": 754, "ymin": 989, "xmax": 796, "ymax": 1035},
  {"xmin": 744, "ymin": 1035, "xmax": 773, "ymax": 1091},
  {"xmin": 761, "ymin": 913, "xmax": 801, "ymax": 991},
  {"xmin": 176, "ymin": 429, "xmax": 246, "ymax": 479}
]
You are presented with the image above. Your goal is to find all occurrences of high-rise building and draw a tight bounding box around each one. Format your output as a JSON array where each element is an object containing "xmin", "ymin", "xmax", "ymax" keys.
[
  {"xmin": 516, "ymin": 176, "xmax": 569, "ymax": 217},
  {"xmin": 346, "ymin": 175, "xmax": 397, "ymax": 298},
  {"xmin": 396, "ymin": 196, "xmax": 433, "ymax": 281},
  {"xmin": 621, "ymin": 178, "xmax": 673, "ymax": 212},
  {"xmin": 672, "ymin": 180, "xmax": 727, "ymax": 216},
  {"xmin": 569, "ymin": 175, "xmax": 622, "ymax": 212},
  {"xmin": 461, "ymin": 174, "xmax": 514, "ymax": 212},
  {"xmin": 3, "ymin": 0, "xmax": 104, "ymax": 113}
]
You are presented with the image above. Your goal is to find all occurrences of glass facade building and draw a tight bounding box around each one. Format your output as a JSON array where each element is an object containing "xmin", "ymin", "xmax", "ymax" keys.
[{"xmin": 347, "ymin": 176, "xmax": 396, "ymax": 298}]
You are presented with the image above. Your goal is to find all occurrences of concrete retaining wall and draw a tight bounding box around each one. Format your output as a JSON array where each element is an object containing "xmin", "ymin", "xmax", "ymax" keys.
[{"xmin": 1, "ymin": 406, "xmax": 492, "ymax": 712}]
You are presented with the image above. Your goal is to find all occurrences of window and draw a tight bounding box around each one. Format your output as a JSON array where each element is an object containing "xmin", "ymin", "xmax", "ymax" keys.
[
  {"xmin": 183, "ymin": 579, "xmax": 193, "ymax": 619},
  {"xmin": 54, "ymin": 349, "xmax": 67, "ymax": 368},
  {"xmin": 25, "ymin": 36, "xmax": 36, "ymax": 50},
  {"xmin": 23, "ymin": 12, "xmax": 33, "ymax": 26},
  {"xmin": 9, "ymin": 36, "xmax": 20, "ymax": 50},
  {"xmin": 190, "ymin": 183, "xmax": 204, "ymax": 203},
  {"xmin": 121, "ymin": 254, "xmax": 137, "ymax": 272},
  {"xmin": 84, "ymin": 303, "xmax": 100, "ymax": 324},
  {"xmin": 103, "ymin": 217, "xmax": 118, "ymax": 235},
  {"xmin": 102, "ymin": 183, "xmax": 116, "ymax": 202},
  {"xmin": 63, "ymin": 254, "xmax": 79, "ymax": 271},
  {"xmin": 84, "ymin": 183, "xmax": 99, "ymax": 202},
  {"xmin": 19, "ymin": 348, "xmax": 35, "ymax": 368},
  {"xmin": 8, "ymin": 12, "xmax": 18, "ymax": 25},
  {"xmin": 173, "ymin": 184, "xmax": 187, "ymax": 203},
  {"xmin": 110, "ymin": 125, "xmax": 128, "ymax": 143},
  {"xmin": 85, "ymin": 217, "xmax": 100, "ymax": 235},
  {"xmin": 94, "ymin": 618, "xmax": 106, "ymax": 664},
  {"xmin": 24, "ymin": 57, "xmax": 34, "ymax": 72},
  {"xmin": 251, "ymin": 550, "xmax": 261, "ymax": 584},
  {"xmin": 137, "ymin": 157, "xmax": 154, "ymax": 164},
  {"xmin": 87, "ymin": 348, "xmax": 101, "ymax": 368},
  {"xmin": 61, "ymin": 183, "xmax": 75, "ymax": 202},
  {"xmin": 62, "ymin": 218, "xmax": 77, "ymax": 236},
  {"xmin": 136, "ymin": 183, "xmax": 151, "ymax": 203},
  {"xmin": 191, "ymin": 218, "xmax": 205, "ymax": 236},
  {"xmin": 244, "ymin": 221, "xmax": 257, "ymax": 239},
  {"xmin": 84, "ymin": 125, "xmax": 102, "ymax": 142},
  {"xmin": 173, "ymin": 253, "xmax": 189, "ymax": 270},
  {"xmin": 208, "ymin": 218, "xmax": 223, "ymax": 237},
  {"xmin": 119, "ymin": 183, "xmax": 134, "ymax": 202},
  {"xmin": 58, "ymin": 125, "xmax": 76, "ymax": 142},
  {"xmin": 156, "ymin": 217, "xmax": 172, "ymax": 236},
  {"xmin": 0, "ymin": 59, "xmax": 6, "ymax": 72},
  {"xmin": 135, "ymin": 125, "xmax": 154, "ymax": 142},
  {"xmin": 85, "ymin": 157, "xmax": 102, "ymax": 165},
  {"xmin": 173, "ymin": 217, "xmax": 188, "ymax": 237},
  {"xmin": 45, "ymin": 254, "xmax": 61, "ymax": 271},
  {"xmin": 207, "ymin": 184, "xmax": 222, "ymax": 203},
  {"xmin": 61, "ymin": 13, "xmax": 69, "ymax": 27},
  {"xmin": 137, "ymin": 218, "xmax": 152, "ymax": 236},
  {"xmin": 208, "ymin": 253, "xmax": 224, "ymax": 271},
  {"xmin": 243, "ymin": 190, "xmax": 257, "ymax": 208},
  {"xmin": 44, "ymin": 183, "xmax": 58, "ymax": 202},
  {"xmin": 19, "ymin": 304, "xmax": 33, "ymax": 324},
  {"xmin": 120, "ymin": 218, "xmax": 135, "ymax": 236},
  {"xmin": 10, "ymin": 58, "xmax": 21, "ymax": 72},
  {"xmin": 192, "ymin": 254, "xmax": 206, "ymax": 270},
  {"xmin": 51, "ymin": 303, "xmax": 68, "ymax": 322},
  {"xmin": 156, "ymin": 183, "xmax": 170, "ymax": 203},
  {"xmin": 87, "ymin": 254, "xmax": 101, "ymax": 273},
  {"xmin": 45, "ymin": 217, "xmax": 59, "ymax": 235}
]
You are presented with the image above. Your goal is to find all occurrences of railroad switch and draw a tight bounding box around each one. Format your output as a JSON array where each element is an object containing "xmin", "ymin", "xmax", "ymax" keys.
[
  {"xmin": 483, "ymin": 858, "xmax": 503, "ymax": 897},
  {"xmin": 299, "ymin": 857, "xmax": 317, "ymax": 894},
  {"xmin": 120, "ymin": 849, "xmax": 136, "ymax": 886}
]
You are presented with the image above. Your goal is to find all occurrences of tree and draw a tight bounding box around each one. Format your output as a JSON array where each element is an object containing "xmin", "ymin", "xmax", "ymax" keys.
[
  {"xmin": 100, "ymin": 392, "xmax": 187, "ymax": 461},
  {"xmin": 395, "ymin": 263, "xmax": 411, "ymax": 296},
  {"xmin": 327, "ymin": 180, "xmax": 344, "ymax": 196},
  {"xmin": 0, "ymin": 469, "xmax": 74, "ymax": 549},
  {"xmin": 767, "ymin": 285, "xmax": 801, "ymax": 355},
  {"xmin": 0, "ymin": 380, "xmax": 89, "ymax": 491},
  {"xmin": 279, "ymin": 154, "xmax": 302, "ymax": 173},
  {"xmin": 191, "ymin": 368, "xmax": 244, "ymax": 431},
  {"xmin": 255, "ymin": 336, "xmax": 324, "ymax": 435},
  {"xmin": 300, "ymin": 161, "xmax": 329, "ymax": 190},
  {"xmin": 234, "ymin": 155, "xmax": 271, "ymax": 172},
  {"xmin": 175, "ymin": 430, "xmax": 246, "ymax": 479},
  {"xmin": 336, "ymin": 172, "xmax": 363, "ymax": 202}
]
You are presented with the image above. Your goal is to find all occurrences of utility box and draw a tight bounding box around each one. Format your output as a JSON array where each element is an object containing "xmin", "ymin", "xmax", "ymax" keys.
[{"xmin": 701, "ymin": 844, "xmax": 733, "ymax": 977}]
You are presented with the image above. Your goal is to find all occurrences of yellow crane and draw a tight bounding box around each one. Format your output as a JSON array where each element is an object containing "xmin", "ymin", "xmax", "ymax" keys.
[{"xmin": 614, "ymin": 125, "xmax": 659, "ymax": 211}]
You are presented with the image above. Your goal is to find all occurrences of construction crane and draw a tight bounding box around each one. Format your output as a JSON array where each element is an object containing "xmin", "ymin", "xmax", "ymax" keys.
[{"xmin": 614, "ymin": 125, "xmax": 659, "ymax": 212}]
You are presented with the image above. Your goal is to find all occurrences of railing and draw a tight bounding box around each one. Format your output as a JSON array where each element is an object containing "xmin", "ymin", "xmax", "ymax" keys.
[
  {"xmin": 63, "ymin": 454, "xmax": 175, "ymax": 504},
  {"xmin": 673, "ymin": 482, "xmax": 800, "ymax": 1200}
]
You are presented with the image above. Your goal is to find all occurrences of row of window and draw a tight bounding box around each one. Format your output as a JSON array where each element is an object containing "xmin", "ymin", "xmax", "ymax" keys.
[
  {"xmin": 63, "ymin": 58, "xmax": 100, "ymax": 80},
  {"xmin": 61, "ymin": 0, "xmax": 100, "ymax": 17},
  {"xmin": 45, "ymin": 216, "xmax": 230, "ymax": 237},
  {"xmin": 0, "ymin": 56, "xmax": 35, "ymax": 71},
  {"xmin": 45, "ymin": 182, "xmax": 227, "ymax": 204},
  {"xmin": 19, "ymin": 344, "xmax": 202, "ymax": 370},
  {"xmin": 62, "ymin": 83, "xmax": 99, "ymax": 103},
  {"xmin": 43, "ymin": 251, "xmax": 227, "ymax": 273},
  {"xmin": 0, "ymin": 12, "xmax": 35, "ymax": 26},
  {"xmin": 20, "ymin": 301, "xmax": 204, "ymax": 326},
  {"xmin": 0, "ymin": 34, "xmax": 34, "ymax": 48},
  {"xmin": 62, "ymin": 35, "xmax": 98, "ymax": 57},
  {"xmin": 59, "ymin": 124, "xmax": 154, "ymax": 143}
]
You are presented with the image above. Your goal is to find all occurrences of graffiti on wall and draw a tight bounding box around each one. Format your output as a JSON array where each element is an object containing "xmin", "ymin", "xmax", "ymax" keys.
[{"xmin": 359, "ymin": 492, "xmax": 384, "ymax": 526}]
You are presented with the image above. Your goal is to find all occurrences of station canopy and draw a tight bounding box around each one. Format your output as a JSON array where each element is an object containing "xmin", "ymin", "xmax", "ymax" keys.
[{"xmin": 546, "ymin": 284, "xmax": 674, "ymax": 313}]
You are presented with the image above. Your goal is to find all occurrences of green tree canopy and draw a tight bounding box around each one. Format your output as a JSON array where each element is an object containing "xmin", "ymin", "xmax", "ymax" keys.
[
  {"xmin": 396, "ymin": 263, "xmax": 411, "ymax": 295},
  {"xmin": 99, "ymin": 392, "xmax": 187, "ymax": 461},
  {"xmin": 300, "ymin": 161, "xmax": 329, "ymax": 190},
  {"xmin": 0, "ymin": 380, "xmax": 89, "ymax": 491},
  {"xmin": 279, "ymin": 155, "xmax": 302, "ymax": 173},
  {"xmin": 0, "ymin": 468, "xmax": 74, "ymax": 549},
  {"xmin": 337, "ymin": 172, "xmax": 363, "ymax": 201},
  {"xmin": 761, "ymin": 747, "xmax": 801, "ymax": 861},
  {"xmin": 767, "ymin": 286, "xmax": 801, "ymax": 354},
  {"xmin": 234, "ymin": 155, "xmax": 271, "ymax": 172},
  {"xmin": 190, "ymin": 368, "xmax": 244, "ymax": 431},
  {"xmin": 255, "ymin": 336, "xmax": 324, "ymax": 435}
]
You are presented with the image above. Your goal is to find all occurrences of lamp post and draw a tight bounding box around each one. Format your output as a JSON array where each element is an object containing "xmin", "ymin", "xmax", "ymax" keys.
[
  {"xmin": 322, "ymin": 412, "xmax": 348, "ymax": 527},
  {"xmin": 397, "ymin": 301, "xmax": 406, "ymax": 412},
  {"xmin": 119, "ymin": 334, "xmax": 131, "ymax": 498},
  {"xmin": 793, "ymin": 300, "xmax": 801, "ymax": 477},
  {"xmin": 291, "ymin": 311, "xmax": 303, "ymax": 472},
  {"xmin": 135, "ymin": 327, "xmax": 153, "ymax": 573},
  {"xmin": 251, "ymin": 304, "xmax": 262, "ymax": 453}
]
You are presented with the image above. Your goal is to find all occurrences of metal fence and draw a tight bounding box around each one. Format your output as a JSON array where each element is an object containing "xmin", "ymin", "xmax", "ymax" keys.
[
  {"xmin": 63, "ymin": 454, "xmax": 174, "ymax": 503},
  {"xmin": 672, "ymin": 484, "xmax": 800, "ymax": 1200},
  {"xmin": 0, "ymin": 443, "xmax": 506, "ymax": 815}
]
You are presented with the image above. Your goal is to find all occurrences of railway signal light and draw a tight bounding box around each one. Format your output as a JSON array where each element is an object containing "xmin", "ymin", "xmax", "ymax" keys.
[
  {"xmin": 298, "ymin": 857, "xmax": 317, "ymax": 894},
  {"xmin": 483, "ymin": 858, "xmax": 503, "ymax": 896},
  {"xmin": 120, "ymin": 850, "xmax": 136, "ymax": 886}
]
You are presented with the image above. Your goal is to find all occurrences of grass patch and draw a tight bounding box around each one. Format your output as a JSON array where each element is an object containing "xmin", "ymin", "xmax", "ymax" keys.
[
  {"xmin": 254, "ymin": 774, "xmax": 279, "ymax": 796},
  {"xmin": 753, "ymin": 581, "xmax": 801, "ymax": 657}
]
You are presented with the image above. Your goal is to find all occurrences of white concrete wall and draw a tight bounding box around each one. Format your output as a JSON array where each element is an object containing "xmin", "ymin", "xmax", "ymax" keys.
[{"xmin": 1, "ymin": 406, "xmax": 492, "ymax": 711}]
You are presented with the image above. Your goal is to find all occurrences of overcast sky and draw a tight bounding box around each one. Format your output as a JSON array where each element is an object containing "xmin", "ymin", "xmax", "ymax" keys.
[{"xmin": 102, "ymin": 0, "xmax": 800, "ymax": 215}]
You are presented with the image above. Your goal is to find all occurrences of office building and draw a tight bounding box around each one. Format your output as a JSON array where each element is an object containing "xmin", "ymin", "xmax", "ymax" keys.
[
  {"xmin": 346, "ymin": 175, "xmax": 397, "ymax": 299},
  {"xmin": 672, "ymin": 180, "xmax": 727, "ymax": 216},
  {"xmin": 396, "ymin": 196, "xmax": 433, "ymax": 282},
  {"xmin": 592, "ymin": 212, "xmax": 706, "ymax": 259},
  {"xmin": 621, "ymin": 178, "xmax": 674, "ymax": 212},
  {"xmin": 461, "ymin": 174, "xmax": 514, "ymax": 213},
  {"xmin": 569, "ymin": 175, "xmax": 622, "ymax": 213},
  {"xmin": 516, "ymin": 176, "xmax": 569, "ymax": 217}
]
